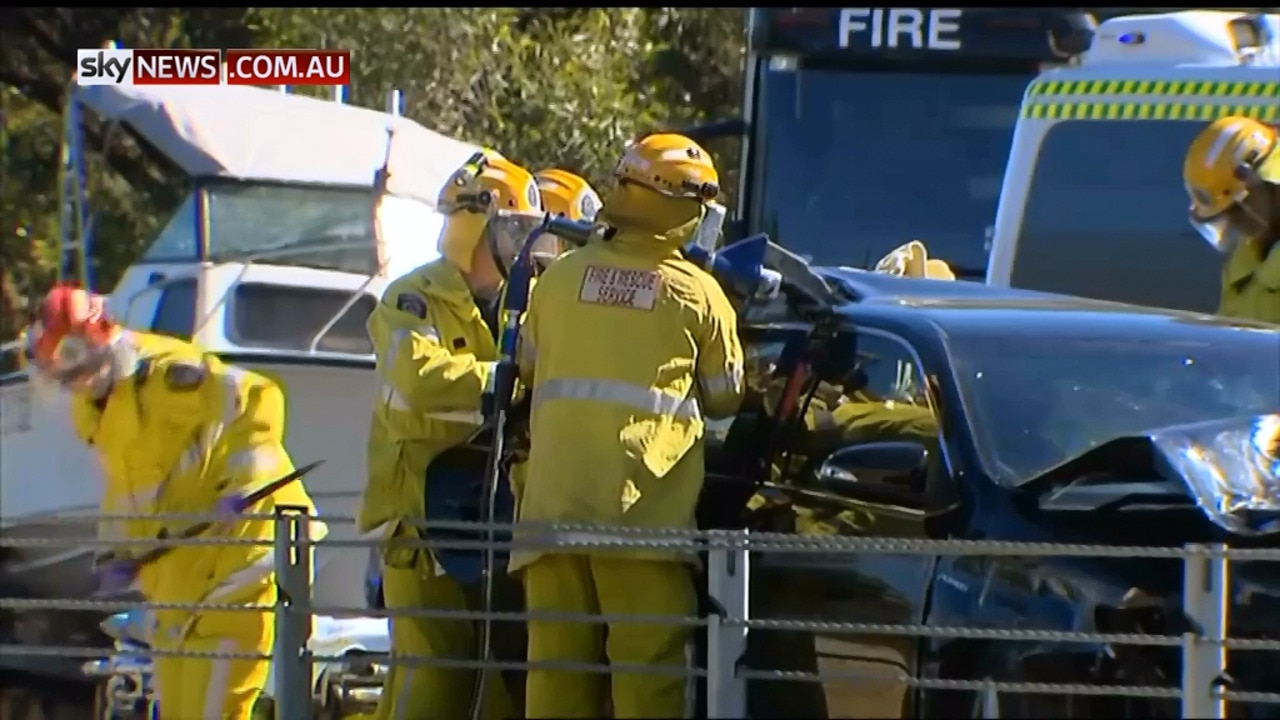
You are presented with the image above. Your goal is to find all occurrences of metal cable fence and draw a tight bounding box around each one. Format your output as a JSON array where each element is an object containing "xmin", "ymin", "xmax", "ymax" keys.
[{"xmin": 2, "ymin": 507, "xmax": 1278, "ymax": 718}]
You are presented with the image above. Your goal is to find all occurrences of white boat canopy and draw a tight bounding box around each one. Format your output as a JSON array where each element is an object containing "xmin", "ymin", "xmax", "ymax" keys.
[{"xmin": 75, "ymin": 84, "xmax": 481, "ymax": 206}]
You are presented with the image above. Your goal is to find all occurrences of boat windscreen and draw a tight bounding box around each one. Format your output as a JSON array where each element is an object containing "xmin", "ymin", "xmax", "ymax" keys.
[{"xmin": 206, "ymin": 182, "xmax": 379, "ymax": 275}]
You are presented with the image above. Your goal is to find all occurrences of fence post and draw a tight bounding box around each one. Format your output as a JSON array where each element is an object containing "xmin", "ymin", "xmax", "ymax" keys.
[
  {"xmin": 273, "ymin": 506, "xmax": 314, "ymax": 720},
  {"xmin": 1180, "ymin": 543, "xmax": 1228, "ymax": 720},
  {"xmin": 705, "ymin": 530, "xmax": 749, "ymax": 719}
]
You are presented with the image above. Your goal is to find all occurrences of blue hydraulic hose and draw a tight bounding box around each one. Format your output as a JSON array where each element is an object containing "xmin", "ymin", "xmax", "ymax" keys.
[{"xmin": 469, "ymin": 213, "xmax": 554, "ymax": 720}]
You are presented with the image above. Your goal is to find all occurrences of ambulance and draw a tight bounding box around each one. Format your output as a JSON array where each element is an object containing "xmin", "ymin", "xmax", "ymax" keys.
[{"xmin": 985, "ymin": 10, "xmax": 1280, "ymax": 313}]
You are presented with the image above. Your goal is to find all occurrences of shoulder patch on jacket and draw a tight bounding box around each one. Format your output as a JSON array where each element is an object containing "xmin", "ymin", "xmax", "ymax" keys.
[
  {"xmin": 163, "ymin": 361, "xmax": 207, "ymax": 391},
  {"xmin": 579, "ymin": 265, "xmax": 660, "ymax": 311},
  {"xmin": 396, "ymin": 293, "xmax": 428, "ymax": 319}
]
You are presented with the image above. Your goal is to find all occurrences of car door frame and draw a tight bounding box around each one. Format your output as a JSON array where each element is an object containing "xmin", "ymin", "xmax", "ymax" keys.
[{"xmin": 741, "ymin": 312, "xmax": 964, "ymax": 719}]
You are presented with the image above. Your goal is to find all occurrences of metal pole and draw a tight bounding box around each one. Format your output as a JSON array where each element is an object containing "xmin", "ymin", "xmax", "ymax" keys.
[
  {"xmin": 385, "ymin": 88, "xmax": 404, "ymax": 117},
  {"xmin": 1180, "ymin": 543, "xmax": 1228, "ymax": 720},
  {"xmin": 273, "ymin": 506, "xmax": 313, "ymax": 719},
  {"xmin": 705, "ymin": 531, "xmax": 749, "ymax": 718},
  {"xmin": 295, "ymin": 507, "xmax": 314, "ymax": 702}
]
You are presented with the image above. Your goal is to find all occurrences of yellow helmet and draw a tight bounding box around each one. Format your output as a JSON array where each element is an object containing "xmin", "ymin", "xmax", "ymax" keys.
[
  {"xmin": 535, "ymin": 169, "xmax": 602, "ymax": 222},
  {"xmin": 614, "ymin": 133, "xmax": 720, "ymax": 203},
  {"xmin": 873, "ymin": 240, "xmax": 957, "ymax": 281},
  {"xmin": 437, "ymin": 150, "xmax": 545, "ymax": 274},
  {"xmin": 1183, "ymin": 117, "xmax": 1280, "ymax": 252},
  {"xmin": 437, "ymin": 149, "xmax": 539, "ymax": 215}
]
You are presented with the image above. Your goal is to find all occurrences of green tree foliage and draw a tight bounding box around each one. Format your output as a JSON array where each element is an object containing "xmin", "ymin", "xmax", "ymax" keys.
[{"xmin": 0, "ymin": 8, "xmax": 747, "ymax": 349}]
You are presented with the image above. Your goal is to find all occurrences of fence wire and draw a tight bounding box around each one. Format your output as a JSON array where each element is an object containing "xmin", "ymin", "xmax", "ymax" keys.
[{"xmin": 1, "ymin": 512, "xmax": 1277, "ymax": 718}]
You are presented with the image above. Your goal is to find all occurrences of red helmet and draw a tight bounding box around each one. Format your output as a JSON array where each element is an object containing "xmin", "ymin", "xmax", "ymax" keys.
[{"xmin": 25, "ymin": 284, "xmax": 119, "ymax": 388}]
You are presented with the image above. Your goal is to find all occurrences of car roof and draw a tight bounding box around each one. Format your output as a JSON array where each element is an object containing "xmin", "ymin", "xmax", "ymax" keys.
[
  {"xmin": 824, "ymin": 267, "xmax": 1103, "ymax": 306},
  {"xmin": 819, "ymin": 267, "xmax": 1278, "ymax": 333}
]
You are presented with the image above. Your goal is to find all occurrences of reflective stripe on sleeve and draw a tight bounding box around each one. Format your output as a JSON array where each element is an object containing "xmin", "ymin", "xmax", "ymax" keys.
[
  {"xmin": 376, "ymin": 383, "xmax": 483, "ymax": 424},
  {"xmin": 389, "ymin": 324, "xmax": 441, "ymax": 353},
  {"xmin": 202, "ymin": 552, "xmax": 274, "ymax": 605},
  {"xmin": 533, "ymin": 378, "xmax": 701, "ymax": 421},
  {"xmin": 220, "ymin": 446, "xmax": 288, "ymax": 500},
  {"xmin": 699, "ymin": 366, "xmax": 744, "ymax": 398}
]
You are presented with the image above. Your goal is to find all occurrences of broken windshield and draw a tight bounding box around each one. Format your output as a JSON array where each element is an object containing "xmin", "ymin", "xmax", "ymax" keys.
[
  {"xmin": 945, "ymin": 318, "xmax": 1280, "ymax": 486},
  {"xmin": 752, "ymin": 62, "xmax": 1027, "ymax": 275},
  {"xmin": 206, "ymin": 181, "xmax": 378, "ymax": 274}
]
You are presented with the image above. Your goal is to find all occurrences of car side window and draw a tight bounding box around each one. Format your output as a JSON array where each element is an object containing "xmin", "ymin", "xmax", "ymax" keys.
[{"xmin": 781, "ymin": 330, "xmax": 944, "ymax": 485}]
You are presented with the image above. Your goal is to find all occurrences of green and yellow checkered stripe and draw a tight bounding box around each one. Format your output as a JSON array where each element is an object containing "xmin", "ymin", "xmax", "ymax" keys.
[{"xmin": 1020, "ymin": 78, "xmax": 1280, "ymax": 121}]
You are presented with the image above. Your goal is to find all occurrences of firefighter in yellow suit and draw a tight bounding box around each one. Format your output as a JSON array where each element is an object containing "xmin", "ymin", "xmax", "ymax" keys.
[
  {"xmin": 24, "ymin": 284, "xmax": 325, "ymax": 720},
  {"xmin": 1183, "ymin": 116, "xmax": 1280, "ymax": 325},
  {"xmin": 515, "ymin": 133, "xmax": 747, "ymax": 718},
  {"xmin": 361, "ymin": 150, "xmax": 549, "ymax": 720}
]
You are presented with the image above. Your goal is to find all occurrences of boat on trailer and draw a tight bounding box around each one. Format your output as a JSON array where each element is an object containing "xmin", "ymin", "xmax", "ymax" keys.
[{"xmin": 0, "ymin": 82, "xmax": 480, "ymax": 617}]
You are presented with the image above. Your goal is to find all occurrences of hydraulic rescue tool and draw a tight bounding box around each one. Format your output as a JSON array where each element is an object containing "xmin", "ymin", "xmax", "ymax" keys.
[{"xmin": 468, "ymin": 212, "xmax": 555, "ymax": 720}]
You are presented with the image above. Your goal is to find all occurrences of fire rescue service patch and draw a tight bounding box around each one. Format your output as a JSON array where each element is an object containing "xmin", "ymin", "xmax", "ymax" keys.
[
  {"xmin": 396, "ymin": 293, "xmax": 427, "ymax": 319},
  {"xmin": 164, "ymin": 361, "xmax": 207, "ymax": 391},
  {"xmin": 579, "ymin": 265, "xmax": 660, "ymax": 311}
]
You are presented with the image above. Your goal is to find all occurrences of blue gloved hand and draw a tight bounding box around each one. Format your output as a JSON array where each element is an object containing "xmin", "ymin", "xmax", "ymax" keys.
[
  {"xmin": 213, "ymin": 493, "xmax": 244, "ymax": 516},
  {"xmin": 94, "ymin": 558, "xmax": 140, "ymax": 596}
]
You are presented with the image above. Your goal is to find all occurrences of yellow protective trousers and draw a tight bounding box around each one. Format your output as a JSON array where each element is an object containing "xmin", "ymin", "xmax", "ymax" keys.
[
  {"xmin": 375, "ymin": 537, "xmax": 523, "ymax": 720},
  {"xmin": 151, "ymin": 585, "xmax": 274, "ymax": 720},
  {"xmin": 523, "ymin": 554, "xmax": 696, "ymax": 719}
]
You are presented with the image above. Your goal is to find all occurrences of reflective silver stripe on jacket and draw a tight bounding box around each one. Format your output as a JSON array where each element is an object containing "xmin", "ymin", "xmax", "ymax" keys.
[
  {"xmin": 218, "ymin": 446, "xmax": 287, "ymax": 501},
  {"xmin": 699, "ymin": 365, "xmax": 744, "ymax": 398},
  {"xmin": 389, "ymin": 325, "xmax": 441, "ymax": 355},
  {"xmin": 533, "ymin": 378, "xmax": 701, "ymax": 421},
  {"xmin": 376, "ymin": 383, "xmax": 484, "ymax": 425},
  {"xmin": 201, "ymin": 551, "xmax": 275, "ymax": 605}
]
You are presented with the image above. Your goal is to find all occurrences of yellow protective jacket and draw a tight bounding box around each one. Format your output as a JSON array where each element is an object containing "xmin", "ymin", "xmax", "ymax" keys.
[
  {"xmin": 514, "ymin": 228, "xmax": 745, "ymax": 567},
  {"xmin": 360, "ymin": 258, "xmax": 502, "ymax": 540},
  {"xmin": 1220, "ymin": 237, "xmax": 1280, "ymax": 325},
  {"xmin": 73, "ymin": 341, "xmax": 325, "ymax": 633}
]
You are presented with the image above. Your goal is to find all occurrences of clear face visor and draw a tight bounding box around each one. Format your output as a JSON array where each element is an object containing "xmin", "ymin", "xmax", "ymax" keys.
[
  {"xmin": 1189, "ymin": 187, "xmax": 1272, "ymax": 254},
  {"xmin": 483, "ymin": 211, "xmax": 558, "ymax": 274},
  {"xmin": 688, "ymin": 202, "xmax": 728, "ymax": 253},
  {"xmin": 873, "ymin": 245, "xmax": 914, "ymax": 277},
  {"xmin": 24, "ymin": 325, "xmax": 116, "ymax": 395}
]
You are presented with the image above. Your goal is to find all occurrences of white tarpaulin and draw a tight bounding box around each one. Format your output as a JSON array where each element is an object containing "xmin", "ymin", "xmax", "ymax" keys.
[{"xmin": 75, "ymin": 84, "xmax": 481, "ymax": 207}]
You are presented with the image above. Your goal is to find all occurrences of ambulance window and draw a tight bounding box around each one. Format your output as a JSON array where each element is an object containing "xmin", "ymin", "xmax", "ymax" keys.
[
  {"xmin": 151, "ymin": 278, "xmax": 197, "ymax": 340},
  {"xmin": 228, "ymin": 284, "xmax": 375, "ymax": 354},
  {"xmin": 1009, "ymin": 120, "xmax": 1222, "ymax": 313}
]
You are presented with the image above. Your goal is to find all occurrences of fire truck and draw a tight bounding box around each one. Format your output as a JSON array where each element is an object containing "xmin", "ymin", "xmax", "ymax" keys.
[{"xmin": 703, "ymin": 7, "xmax": 1250, "ymax": 278}]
